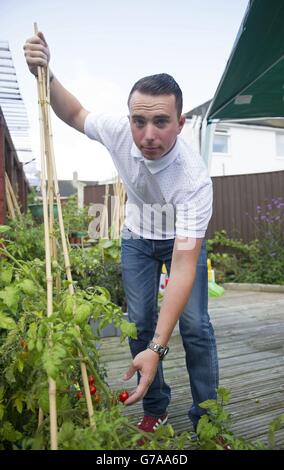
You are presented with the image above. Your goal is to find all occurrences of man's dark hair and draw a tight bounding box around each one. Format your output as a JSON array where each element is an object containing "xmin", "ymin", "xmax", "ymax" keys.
[{"xmin": 128, "ymin": 73, "xmax": 183, "ymax": 117}]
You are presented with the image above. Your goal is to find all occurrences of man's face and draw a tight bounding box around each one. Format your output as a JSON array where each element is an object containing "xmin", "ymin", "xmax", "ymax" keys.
[{"xmin": 129, "ymin": 91, "xmax": 185, "ymax": 160}]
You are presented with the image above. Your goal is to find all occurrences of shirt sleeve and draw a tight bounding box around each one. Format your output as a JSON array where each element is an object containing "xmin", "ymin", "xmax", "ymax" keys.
[
  {"xmin": 175, "ymin": 177, "xmax": 213, "ymax": 239},
  {"xmin": 84, "ymin": 112, "xmax": 127, "ymax": 153}
]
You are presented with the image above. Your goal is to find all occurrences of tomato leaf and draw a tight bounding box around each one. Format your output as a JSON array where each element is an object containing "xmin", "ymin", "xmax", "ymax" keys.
[
  {"xmin": 119, "ymin": 320, "xmax": 137, "ymax": 342},
  {"xmin": 36, "ymin": 338, "xmax": 43, "ymax": 352},
  {"xmin": 0, "ymin": 312, "xmax": 16, "ymax": 330},
  {"xmin": 19, "ymin": 279, "xmax": 37, "ymax": 296},
  {"xmin": 16, "ymin": 357, "xmax": 24, "ymax": 373},
  {"xmin": 0, "ymin": 286, "xmax": 19, "ymax": 312},
  {"xmin": 1, "ymin": 422, "xmax": 22, "ymax": 442},
  {"xmin": 0, "ymin": 225, "xmax": 11, "ymax": 233},
  {"xmin": 63, "ymin": 294, "xmax": 75, "ymax": 319},
  {"xmin": 0, "ymin": 266, "xmax": 13, "ymax": 286},
  {"xmin": 74, "ymin": 303, "xmax": 92, "ymax": 325},
  {"xmin": 0, "ymin": 404, "xmax": 5, "ymax": 420},
  {"xmin": 14, "ymin": 397, "xmax": 23, "ymax": 414},
  {"xmin": 42, "ymin": 344, "xmax": 67, "ymax": 379}
]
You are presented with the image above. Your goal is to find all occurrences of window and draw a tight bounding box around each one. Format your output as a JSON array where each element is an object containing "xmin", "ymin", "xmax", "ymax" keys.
[
  {"xmin": 213, "ymin": 131, "xmax": 230, "ymax": 154},
  {"xmin": 276, "ymin": 133, "xmax": 284, "ymax": 157}
]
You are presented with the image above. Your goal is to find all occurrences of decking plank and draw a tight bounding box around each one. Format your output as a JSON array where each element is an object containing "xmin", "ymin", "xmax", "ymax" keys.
[{"xmin": 99, "ymin": 288, "xmax": 284, "ymax": 448}]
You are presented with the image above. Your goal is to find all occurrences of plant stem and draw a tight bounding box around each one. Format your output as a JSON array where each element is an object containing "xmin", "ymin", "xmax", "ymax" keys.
[{"xmin": 74, "ymin": 338, "xmax": 112, "ymax": 404}]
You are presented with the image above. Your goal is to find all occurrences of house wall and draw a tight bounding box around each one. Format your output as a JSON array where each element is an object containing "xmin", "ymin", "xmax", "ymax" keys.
[
  {"xmin": 0, "ymin": 108, "xmax": 29, "ymax": 223},
  {"xmin": 182, "ymin": 120, "xmax": 284, "ymax": 176},
  {"xmin": 210, "ymin": 124, "xmax": 284, "ymax": 177},
  {"xmin": 0, "ymin": 113, "xmax": 5, "ymax": 224}
]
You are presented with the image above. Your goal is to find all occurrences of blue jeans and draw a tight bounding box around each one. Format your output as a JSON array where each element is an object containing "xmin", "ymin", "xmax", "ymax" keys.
[{"xmin": 121, "ymin": 228, "xmax": 219, "ymax": 428}]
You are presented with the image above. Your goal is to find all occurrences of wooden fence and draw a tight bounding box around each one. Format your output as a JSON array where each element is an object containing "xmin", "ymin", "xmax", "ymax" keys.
[
  {"xmin": 84, "ymin": 170, "xmax": 284, "ymax": 242},
  {"xmin": 84, "ymin": 183, "xmax": 114, "ymax": 227},
  {"xmin": 207, "ymin": 170, "xmax": 284, "ymax": 241}
]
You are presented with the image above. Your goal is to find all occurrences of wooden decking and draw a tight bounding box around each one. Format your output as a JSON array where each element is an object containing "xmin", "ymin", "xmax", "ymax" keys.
[{"xmin": 99, "ymin": 288, "xmax": 284, "ymax": 449}]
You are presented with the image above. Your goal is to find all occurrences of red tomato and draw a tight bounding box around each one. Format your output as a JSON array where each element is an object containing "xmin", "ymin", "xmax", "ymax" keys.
[
  {"xmin": 118, "ymin": 390, "xmax": 129, "ymax": 402},
  {"xmin": 76, "ymin": 391, "xmax": 83, "ymax": 400},
  {"xmin": 88, "ymin": 375, "xmax": 95, "ymax": 385},
  {"xmin": 161, "ymin": 284, "xmax": 165, "ymax": 289},
  {"xmin": 90, "ymin": 385, "xmax": 97, "ymax": 395}
]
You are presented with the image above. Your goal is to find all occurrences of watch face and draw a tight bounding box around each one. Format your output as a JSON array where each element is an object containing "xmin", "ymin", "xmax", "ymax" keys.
[{"xmin": 161, "ymin": 347, "xmax": 169, "ymax": 358}]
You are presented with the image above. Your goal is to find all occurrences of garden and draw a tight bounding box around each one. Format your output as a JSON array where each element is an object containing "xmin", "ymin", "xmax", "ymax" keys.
[
  {"xmin": 207, "ymin": 197, "xmax": 284, "ymax": 286},
  {"xmin": 0, "ymin": 194, "xmax": 284, "ymax": 450}
]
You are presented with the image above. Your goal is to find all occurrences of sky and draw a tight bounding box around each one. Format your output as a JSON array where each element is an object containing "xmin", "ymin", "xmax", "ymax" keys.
[{"xmin": 1, "ymin": 0, "xmax": 249, "ymax": 182}]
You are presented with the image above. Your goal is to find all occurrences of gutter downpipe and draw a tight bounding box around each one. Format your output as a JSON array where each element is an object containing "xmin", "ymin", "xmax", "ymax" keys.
[{"xmin": 201, "ymin": 2, "xmax": 252, "ymax": 171}]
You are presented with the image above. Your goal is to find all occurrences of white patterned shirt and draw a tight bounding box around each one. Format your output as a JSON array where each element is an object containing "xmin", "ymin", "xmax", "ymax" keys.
[{"xmin": 84, "ymin": 113, "xmax": 212, "ymax": 240}]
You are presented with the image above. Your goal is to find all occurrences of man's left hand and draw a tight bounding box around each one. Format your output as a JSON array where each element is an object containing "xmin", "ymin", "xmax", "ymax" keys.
[{"xmin": 122, "ymin": 349, "xmax": 160, "ymax": 405}]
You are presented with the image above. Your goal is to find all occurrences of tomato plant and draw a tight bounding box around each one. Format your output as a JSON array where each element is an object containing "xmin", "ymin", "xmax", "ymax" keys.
[
  {"xmin": 19, "ymin": 339, "xmax": 28, "ymax": 351},
  {"xmin": 0, "ymin": 224, "xmax": 138, "ymax": 450},
  {"xmin": 0, "ymin": 218, "xmax": 281, "ymax": 450},
  {"xmin": 93, "ymin": 393, "xmax": 101, "ymax": 404}
]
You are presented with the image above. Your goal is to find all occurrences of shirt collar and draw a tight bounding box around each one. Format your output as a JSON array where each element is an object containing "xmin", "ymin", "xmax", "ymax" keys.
[{"xmin": 130, "ymin": 139, "xmax": 180, "ymax": 174}]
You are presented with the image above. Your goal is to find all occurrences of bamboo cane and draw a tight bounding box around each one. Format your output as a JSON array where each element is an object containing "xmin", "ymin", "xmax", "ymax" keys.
[
  {"xmin": 112, "ymin": 175, "xmax": 125, "ymax": 238},
  {"xmin": 116, "ymin": 177, "xmax": 121, "ymax": 236},
  {"xmin": 44, "ymin": 64, "xmax": 96, "ymax": 430},
  {"xmin": 33, "ymin": 24, "xmax": 96, "ymax": 430},
  {"xmin": 5, "ymin": 173, "xmax": 21, "ymax": 217},
  {"xmin": 34, "ymin": 22, "xmax": 58, "ymax": 450},
  {"xmin": 45, "ymin": 68, "xmax": 57, "ymax": 259},
  {"xmin": 5, "ymin": 181, "xmax": 16, "ymax": 220},
  {"xmin": 118, "ymin": 180, "xmax": 126, "ymax": 230},
  {"xmin": 100, "ymin": 184, "xmax": 109, "ymax": 238},
  {"xmin": 37, "ymin": 407, "xmax": 44, "ymax": 429},
  {"xmin": 45, "ymin": 68, "xmax": 59, "ymax": 288},
  {"xmin": 111, "ymin": 175, "xmax": 120, "ymax": 239}
]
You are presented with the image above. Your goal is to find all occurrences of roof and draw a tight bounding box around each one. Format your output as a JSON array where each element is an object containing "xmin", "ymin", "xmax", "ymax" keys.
[
  {"xmin": 58, "ymin": 181, "xmax": 77, "ymax": 198},
  {"xmin": 206, "ymin": 0, "xmax": 284, "ymax": 126},
  {"xmin": 58, "ymin": 180, "xmax": 99, "ymax": 198},
  {"xmin": 186, "ymin": 99, "xmax": 284, "ymax": 131},
  {"xmin": 0, "ymin": 42, "xmax": 36, "ymax": 180},
  {"xmin": 185, "ymin": 100, "xmax": 212, "ymax": 119}
]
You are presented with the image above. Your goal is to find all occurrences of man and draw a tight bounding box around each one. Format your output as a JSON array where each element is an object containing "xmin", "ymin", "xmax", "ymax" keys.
[{"xmin": 24, "ymin": 32, "xmax": 219, "ymax": 435}]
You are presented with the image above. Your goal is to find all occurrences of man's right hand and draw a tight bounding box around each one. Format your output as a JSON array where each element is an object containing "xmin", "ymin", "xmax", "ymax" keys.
[{"xmin": 23, "ymin": 32, "xmax": 50, "ymax": 77}]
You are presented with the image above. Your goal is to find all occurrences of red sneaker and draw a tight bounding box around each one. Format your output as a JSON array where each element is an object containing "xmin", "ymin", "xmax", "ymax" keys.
[{"xmin": 137, "ymin": 414, "xmax": 168, "ymax": 445}]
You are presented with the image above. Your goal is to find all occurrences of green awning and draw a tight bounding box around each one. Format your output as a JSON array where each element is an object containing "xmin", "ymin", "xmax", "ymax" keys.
[{"xmin": 206, "ymin": 0, "xmax": 284, "ymax": 123}]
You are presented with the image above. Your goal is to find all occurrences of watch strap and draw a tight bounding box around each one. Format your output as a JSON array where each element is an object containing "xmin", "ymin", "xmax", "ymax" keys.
[{"xmin": 147, "ymin": 340, "xmax": 169, "ymax": 360}]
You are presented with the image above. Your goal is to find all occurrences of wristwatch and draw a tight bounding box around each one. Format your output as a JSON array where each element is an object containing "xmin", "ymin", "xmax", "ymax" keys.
[{"xmin": 147, "ymin": 341, "xmax": 169, "ymax": 360}]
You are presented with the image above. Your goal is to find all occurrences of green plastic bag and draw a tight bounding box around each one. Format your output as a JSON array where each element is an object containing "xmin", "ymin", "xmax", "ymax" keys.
[{"xmin": 208, "ymin": 281, "xmax": 225, "ymax": 298}]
